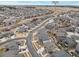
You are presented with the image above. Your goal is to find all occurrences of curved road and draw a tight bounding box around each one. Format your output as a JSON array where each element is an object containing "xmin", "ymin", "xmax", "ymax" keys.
[
  {"xmin": 0, "ymin": 13, "xmax": 54, "ymax": 46},
  {"xmin": 0, "ymin": 14, "xmax": 56, "ymax": 57},
  {"xmin": 0, "ymin": 13, "xmax": 53, "ymax": 32},
  {"xmin": 26, "ymin": 16, "xmax": 56, "ymax": 57},
  {"xmin": 0, "ymin": 13, "xmax": 76, "ymax": 57},
  {"xmin": 26, "ymin": 32, "xmax": 40, "ymax": 57}
]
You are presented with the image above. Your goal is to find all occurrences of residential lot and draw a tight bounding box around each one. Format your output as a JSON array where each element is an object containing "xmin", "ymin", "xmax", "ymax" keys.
[{"xmin": 0, "ymin": 6, "xmax": 79, "ymax": 57}]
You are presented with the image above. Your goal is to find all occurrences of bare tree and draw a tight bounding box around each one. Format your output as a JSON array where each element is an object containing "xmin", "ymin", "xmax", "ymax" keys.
[{"xmin": 52, "ymin": 1, "xmax": 59, "ymax": 10}]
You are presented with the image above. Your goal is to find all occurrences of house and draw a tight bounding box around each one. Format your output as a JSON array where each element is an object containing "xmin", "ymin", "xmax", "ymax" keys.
[
  {"xmin": 37, "ymin": 47, "xmax": 47, "ymax": 56},
  {"xmin": 37, "ymin": 28, "xmax": 53, "ymax": 53},
  {"xmin": 51, "ymin": 50, "xmax": 71, "ymax": 57},
  {"xmin": 16, "ymin": 25, "xmax": 29, "ymax": 33},
  {"xmin": 56, "ymin": 36, "xmax": 77, "ymax": 48},
  {"xmin": 71, "ymin": 35, "xmax": 79, "ymax": 42},
  {"xmin": 0, "ymin": 15, "xmax": 7, "ymax": 25},
  {"xmin": 56, "ymin": 30, "xmax": 76, "ymax": 48},
  {"xmin": 65, "ymin": 26, "xmax": 76, "ymax": 32},
  {"xmin": 3, "ymin": 17, "xmax": 19, "ymax": 26},
  {"xmin": 54, "ymin": 15, "xmax": 71, "ymax": 27},
  {"xmin": 0, "ymin": 31, "xmax": 14, "ymax": 39},
  {"xmin": 75, "ymin": 27, "xmax": 79, "ymax": 33},
  {"xmin": 19, "ymin": 45, "xmax": 29, "ymax": 54},
  {"xmin": 75, "ymin": 43, "xmax": 79, "ymax": 53},
  {"xmin": 45, "ymin": 22, "xmax": 56, "ymax": 30},
  {"xmin": 29, "ymin": 23, "xmax": 36, "ymax": 28},
  {"xmin": 3, "ymin": 40, "xmax": 22, "ymax": 57},
  {"xmin": 55, "ymin": 29, "xmax": 67, "ymax": 37}
]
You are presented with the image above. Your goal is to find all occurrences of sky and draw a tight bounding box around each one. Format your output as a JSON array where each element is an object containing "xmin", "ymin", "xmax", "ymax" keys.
[{"xmin": 0, "ymin": 1, "xmax": 79, "ymax": 5}]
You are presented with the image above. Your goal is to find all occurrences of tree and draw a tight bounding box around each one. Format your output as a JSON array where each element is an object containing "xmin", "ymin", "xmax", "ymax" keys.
[{"xmin": 52, "ymin": 1, "xmax": 59, "ymax": 10}]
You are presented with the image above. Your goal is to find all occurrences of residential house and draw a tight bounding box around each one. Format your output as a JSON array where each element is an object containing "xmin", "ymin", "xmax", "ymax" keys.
[
  {"xmin": 51, "ymin": 50, "xmax": 71, "ymax": 57},
  {"xmin": 37, "ymin": 28, "xmax": 54, "ymax": 53}
]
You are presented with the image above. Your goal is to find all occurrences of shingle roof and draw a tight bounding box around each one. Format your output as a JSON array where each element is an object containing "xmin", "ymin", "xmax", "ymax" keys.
[
  {"xmin": 51, "ymin": 50, "xmax": 71, "ymax": 57},
  {"xmin": 37, "ymin": 28, "xmax": 49, "ymax": 42},
  {"xmin": 75, "ymin": 43, "xmax": 79, "ymax": 53}
]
